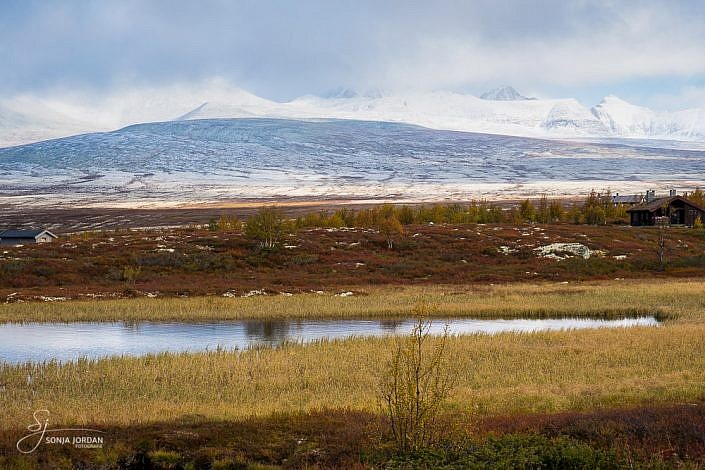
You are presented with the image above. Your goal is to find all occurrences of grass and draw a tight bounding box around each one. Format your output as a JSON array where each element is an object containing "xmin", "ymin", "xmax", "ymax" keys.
[
  {"xmin": 2, "ymin": 310, "xmax": 704, "ymax": 432},
  {"xmin": 3, "ymin": 278, "xmax": 705, "ymax": 323},
  {"xmin": 2, "ymin": 278, "xmax": 705, "ymax": 466}
]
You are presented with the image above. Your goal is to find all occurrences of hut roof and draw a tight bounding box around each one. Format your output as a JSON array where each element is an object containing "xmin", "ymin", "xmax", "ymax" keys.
[
  {"xmin": 626, "ymin": 196, "xmax": 705, "ymax": 213},
  {"xmin": 0, "ymin": 229, "xmax": 57, "ymax": 239},
  {"xmin": 612, "ymin": 195, "xmax": 643, "ymax": 204}
]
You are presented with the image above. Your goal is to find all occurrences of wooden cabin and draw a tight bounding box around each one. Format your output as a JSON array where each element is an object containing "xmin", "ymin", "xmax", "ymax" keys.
[
  {"xmin": 627, "ymin": 195, "xmax": 705, "ymax": 227},
  {"xmin": 0, "ymin": 229, "xmax": 58, "ymax": 245}
]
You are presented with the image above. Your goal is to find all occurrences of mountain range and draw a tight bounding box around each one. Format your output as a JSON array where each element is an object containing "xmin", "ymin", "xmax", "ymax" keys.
[
  {"xmin": 1, "ymin": 81, "xmax": 704, "ymax": 148},
  {"xmin": 2, "ymin": 117, "xmax": 703, "ymax": 207}
]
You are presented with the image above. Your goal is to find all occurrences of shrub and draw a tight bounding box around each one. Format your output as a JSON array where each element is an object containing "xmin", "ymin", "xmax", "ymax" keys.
[
  {"xmin": 216, "ymin": 215, "xmax": 242, "ymax": 231},
  {"xmin": 384, "ymin": 434, "xmax": 623, "ymax": 469},
  {"xmin": 377, "ymin": 215, "xmax": 404, "ymax": 249},
  {"xmin": 519, "ymin": 199, "xmax": 536, "ymax": 222},
  {"xmin": 245, "ymin": 207, "xmax": 287, "ymax": 249},
  {"xmin": 379, "ymin": 304, "xmax": 455, "ymax": 453},
  {"xmin": 121, "ymin": 266, "xmax": 141, "ymax": 287}
]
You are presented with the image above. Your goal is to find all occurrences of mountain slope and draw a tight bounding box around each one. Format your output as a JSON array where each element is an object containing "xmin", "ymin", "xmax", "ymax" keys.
[
  {"xmin": 0, "ymin": 97, "xmax": 102, "ymax": 147},
  {"xmin": 2, "ymin": 82, "xmax": 705, "ymax": 147},
  {"xmin": 1, "ymin": 118, "xmax": 703, "ymax": 206},
  {"xmin": 592, "ymin": 95, "xmax": 705, "ymax": 140},
  {"xmin": 480, "ymin": 86, "xmax": 530, "ymax": 101}
]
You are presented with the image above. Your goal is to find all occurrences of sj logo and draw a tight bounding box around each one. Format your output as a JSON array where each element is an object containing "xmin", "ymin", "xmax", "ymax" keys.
[{"xmin": 16, "ymin": 409, "xmax": 105, "ymax": 454}]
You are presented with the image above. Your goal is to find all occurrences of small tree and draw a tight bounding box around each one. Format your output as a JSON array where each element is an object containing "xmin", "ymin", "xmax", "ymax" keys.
[
  {"xmin": 584, "ymin": 205, "xmax": 606, "ymax": 225},
  {"xmin": 379, "ymin": 304, "xmax": 455, "ymax": 453},
  {"xmin": 245, "ymin": 206, "xmax": 286, "ymax": 249},
  {"xmin": 567, "ymin": 205, "xmax": 583, "ymax": 225},
  {"xmin": 122, "ymin": 265, "xmax": 141, "ymax": 288},
  {"xmin": 549, "ymin": 200, "xmax": 565, "ymax": 223},
  {"xmin": 378, "ymin": 215, "xmax": 404, "ymax": 249},
  {"xmin": 582, "ymin": 190, "xmax": 607, "ymax": 225},
  {"xmin": 217, "ymin": 215, "xmax": 242, "ymax": 231},
  {"xmin": 537, "ymin": 195, "xmax": 550, "ymax": 224},
  {"xmin": 656, "ymin": 215, "xmax": 669, "ymax": 270},
  {"xmin": 685, "ymin": 187, "xmax": 705, "ymax": 207},
  {"xmin": 519, "ymin": 199, "xmax": 536, "ymax": 223}
]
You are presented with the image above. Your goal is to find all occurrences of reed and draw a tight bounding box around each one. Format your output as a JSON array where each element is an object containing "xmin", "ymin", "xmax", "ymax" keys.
[
  {"xmin": 3, "ymin": 279, "xmax": 705, "ymax": 434},
  {"xmin": 2, "ymin": 320, "xmax": 704, "ymax": 432},
  {"xmin": 1, "ymin": 278, "xmax": 704, "ymax": 323}
]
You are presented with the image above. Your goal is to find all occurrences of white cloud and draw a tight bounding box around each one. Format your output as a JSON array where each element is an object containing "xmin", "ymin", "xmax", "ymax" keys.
[
  {"xmin": 650, "ymin": 86, "xmax": 705, "ymax": 111},
  {"xmin": 367, "ymin": 2, "xmax": 705, "ymax": 93},
  {"xmin": 0, "ymin": 0, "xmax": 703, "ymax": 101}
]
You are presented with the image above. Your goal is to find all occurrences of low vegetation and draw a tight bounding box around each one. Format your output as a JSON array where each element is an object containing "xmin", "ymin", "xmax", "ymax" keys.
[
  {"xmin": 1, "ymin": 279, "xmax": 705, "ymax": 467},
  {"xmin": 2, "ymin": 219, "xmax": 705, "ymax": 302},
  {"xmin": 3, "ymin": 404, "xmax": 704, "ymax": 468},
  {"xmin": 2, "ymin": 278, "xmax": 704, "ymax": 323},
  {"xmin": 1, "ymin": 196, "xmax": 704, "ymax": 467},
  {"xmin": 3, "ymin": 282, "xmax": 705, "ymax": 427}
]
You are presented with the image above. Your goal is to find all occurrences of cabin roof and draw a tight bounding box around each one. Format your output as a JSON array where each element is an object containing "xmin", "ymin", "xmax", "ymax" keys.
[
  {"xmin": 612, "ymin": 195, "xmax": 642, "ymax": 204},
  {"xmin": 626, "ymin": 196, "xmax": 705, "ymax": 213},
  {"xmin": 0, "ymin": 229, "xmax": 58, "ymax": 239}
]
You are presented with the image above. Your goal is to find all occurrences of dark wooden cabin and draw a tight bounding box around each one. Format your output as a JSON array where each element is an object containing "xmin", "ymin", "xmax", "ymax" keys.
[
  {"xmin": 627, "ymin": 195, "xmax": 705, "ymax": 226},
  {"xmin": 0, "ymin": 229, "xmax": 58, "ymax": 245}
]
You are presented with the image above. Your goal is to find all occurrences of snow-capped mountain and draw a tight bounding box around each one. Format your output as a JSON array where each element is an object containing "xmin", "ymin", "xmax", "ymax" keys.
[
  {"xmin": 284, "ymin": 91, "xmax": 610, "ymax": 138},
  {"xmin": 480, "ymin": 86, "xmax": 530, "ymax": 101},
  {"xmin": 0, "ymin": 96, "xmax": 103, "ymax": 147},
  {"xmin": 1, "ymin": 81, "xmax": 704, "ymax": 147},
  {"xmin": 592, "ymin": 95, "xmax": 705, "ymax": 141},
  {"xmin": 542, "ymin": 100, "xmax": 610, "ymax": 136},
  {"xmin": 2, "ymin": 117, "xmax": 703, "ymax": 207}
]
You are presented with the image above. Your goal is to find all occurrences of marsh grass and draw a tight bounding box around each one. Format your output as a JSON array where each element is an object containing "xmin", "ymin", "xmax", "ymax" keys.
[
  {"xmin": 1, "ymin": 278, "xmax": 703, "ymax": 323},
  {"xmin": 2, "ymin": 279, "xmax": 705, "ymax": 437},
  {"xmin": 2, "ymin": 319, "xmax": 704, "ymax": 432}
]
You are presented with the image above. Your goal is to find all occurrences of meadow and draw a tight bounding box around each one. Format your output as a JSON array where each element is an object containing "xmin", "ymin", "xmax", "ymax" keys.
[
  {"xmin": 1, "ymin": 277, "xmax": 704, "ymax": 324},
  {"xmin": 1, "ymin": 279, "xmax": 705, "ymax": 467},
  {"xmin": 3, "ymin": 315, "xmax": 704, "ymax": 429}
]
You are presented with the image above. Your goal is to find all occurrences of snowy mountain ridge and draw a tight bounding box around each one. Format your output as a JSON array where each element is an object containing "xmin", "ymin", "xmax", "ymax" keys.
[
  {"xmin": 480, "ymin": 86, "xmax": 531, "ymax": 101},
  {"xmin": 1, "ymin": 81, "xmax": 704, "ymax": 147}
]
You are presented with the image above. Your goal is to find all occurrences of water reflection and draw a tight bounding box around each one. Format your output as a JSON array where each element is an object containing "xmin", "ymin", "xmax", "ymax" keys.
[
  {"xmin": 244, "ymin": 320, "xmax": 291, "ymax": 343},
  {"xmin": 378, "ymin": 319, "xmax": 404, "ymax": 331},
  {"xmin": 0, "ymin": 316, "xmax": 659, "ymax": 364}
]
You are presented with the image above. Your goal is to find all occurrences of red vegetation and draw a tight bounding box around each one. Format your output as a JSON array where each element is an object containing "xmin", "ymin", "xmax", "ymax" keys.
[
  {"xmin": 2, "ymin": 403, "xmax": 703, "ymax": 468},
  {"xmin": 2, "ymin": 223, "xmax": 705, "ymax": 301}
]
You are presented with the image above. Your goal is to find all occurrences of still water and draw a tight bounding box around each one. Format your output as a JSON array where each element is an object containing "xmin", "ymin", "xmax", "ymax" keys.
[{"xmin": 0, "ymin": 317, "xmax": 659, "ymax": 364}]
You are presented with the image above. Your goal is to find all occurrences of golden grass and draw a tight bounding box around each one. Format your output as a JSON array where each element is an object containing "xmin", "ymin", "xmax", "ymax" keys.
[
  {"xmin": 2, "ymin": 279, "xmax": 705, "ymax": 432},
  {"xmin": 2, "ymin": 322, "xmax": 704, "ymax": 432},
  {"xmin": 2, "ymin": 278, "xmax": 705, "ymax": 323}
]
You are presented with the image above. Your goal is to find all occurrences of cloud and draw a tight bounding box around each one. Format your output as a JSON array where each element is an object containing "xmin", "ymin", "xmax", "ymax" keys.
[
  {"xmin": 0, "ymin": 0, "xmax": 704, "ymax": 101},
  {"xmin": 650, "ymin": 85, "xmax": 705, "ymax": 111}
]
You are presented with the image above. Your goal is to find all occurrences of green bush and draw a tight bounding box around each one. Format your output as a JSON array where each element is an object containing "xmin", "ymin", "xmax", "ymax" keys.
[
  {"xmin": 245, "ymin": 207, "xmax": 287, "ymax": 249},
  {"xmin": 384, "ymin": 434, "xmax": 624, "ymax": 469}
]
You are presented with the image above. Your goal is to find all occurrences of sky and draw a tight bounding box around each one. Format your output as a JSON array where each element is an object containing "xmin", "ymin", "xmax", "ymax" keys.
[{"xmin": 1, "ymin": 0, "xmax": 705, "ymax": 109}]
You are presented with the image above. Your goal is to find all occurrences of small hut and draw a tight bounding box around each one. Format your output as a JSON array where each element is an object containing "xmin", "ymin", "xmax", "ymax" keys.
[
  {"xmin": 627, "ymin": 191, "xmax": 705, "ymax": 226},
  {"xmin": 0, "ymin": 229, "xmax": 58, "ymax": 245}
]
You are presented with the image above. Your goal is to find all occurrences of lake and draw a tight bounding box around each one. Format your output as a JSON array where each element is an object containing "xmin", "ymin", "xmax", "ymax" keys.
[{"xmin": 0, "ymin": 316, "xmax": 659, "ymax": 364}]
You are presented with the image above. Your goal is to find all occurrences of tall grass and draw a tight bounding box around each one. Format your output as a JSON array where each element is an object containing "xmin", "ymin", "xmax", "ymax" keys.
[
  {"xmin": 2, "ymin": 279, "xmax": 705, "ymax": 433},
  {"xmin": 2, "ymin": 321, "xmax": 704, "ymax": 431},
  {"xmin": 1, "ymin": 278, "xmax": 705, "ymax": 323}
]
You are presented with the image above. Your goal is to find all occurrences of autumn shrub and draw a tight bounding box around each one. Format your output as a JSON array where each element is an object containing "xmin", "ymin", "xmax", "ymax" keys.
[
  {"xmin": 245, "ymin": 206, "xmax": 287, "ymax": 249},
  {"xmin": 379, "ymin": 304, "xmax": 456, "ymax": 453}
]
